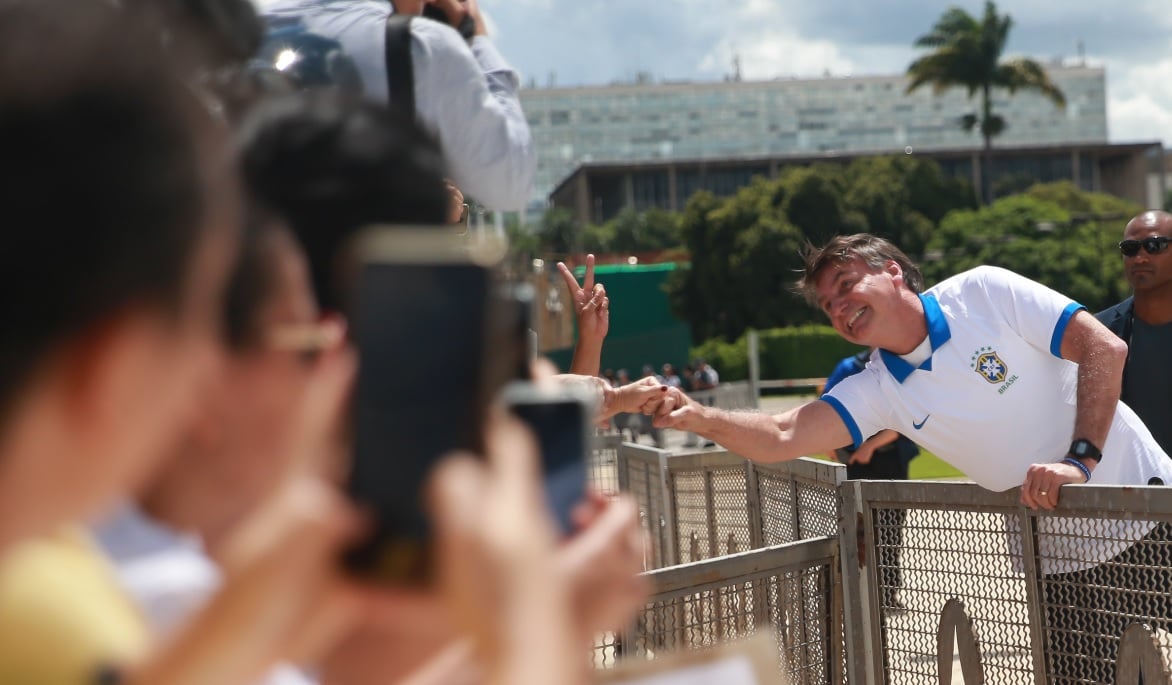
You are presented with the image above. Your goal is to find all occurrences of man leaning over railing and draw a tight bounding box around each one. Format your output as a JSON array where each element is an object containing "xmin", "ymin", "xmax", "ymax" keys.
[{"xmin": 649, "ymin": 233, "xmax": 1172, "ymax": 683}]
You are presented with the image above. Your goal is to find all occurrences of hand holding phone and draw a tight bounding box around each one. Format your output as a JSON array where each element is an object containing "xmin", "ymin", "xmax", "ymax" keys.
[{"xmin": 501, "ymin": 381, "xmax": 595, "ymax": 534}]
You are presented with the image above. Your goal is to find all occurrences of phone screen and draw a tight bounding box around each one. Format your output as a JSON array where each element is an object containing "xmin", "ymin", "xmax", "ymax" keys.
[
  {"xmin": 508, "ymin": 397, "xmax": 588, "ymax": 534},
  {"xmin": 346, "ymin": 260, "xmax": 491, "ymax": 581}
]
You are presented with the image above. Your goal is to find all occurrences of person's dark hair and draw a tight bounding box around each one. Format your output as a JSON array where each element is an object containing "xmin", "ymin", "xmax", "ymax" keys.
[
  {"xmin": 144, "ymin": 0, "xmax": 264, "ymax": 67},
  {"xmin": 222, "ymin": 205, "xmax": 287, "ymax": 350},
  {"xmin": 0, "ymin": 0, "xmax": 220, "ymax": 418},
  {"xmin": 796, "ymin": 234, "xmax": 924, "ymax": 307},
  {"xmin": 238, "ymin": 91, "xmax": 449, "ymax": 311}
]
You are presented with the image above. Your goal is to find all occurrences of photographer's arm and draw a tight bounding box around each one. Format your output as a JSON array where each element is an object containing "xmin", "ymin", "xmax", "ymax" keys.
[{"xmin": 410, "ymin": 19, "xmax": 534, "ymax": 211}]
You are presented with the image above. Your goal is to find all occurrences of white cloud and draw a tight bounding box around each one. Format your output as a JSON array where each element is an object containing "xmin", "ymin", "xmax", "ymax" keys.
[
  {"xmin": 699, "ymin": 31, "xmax": 857, "ymax": 80},
  {"xmin": 1108, "ymin": 58, "xmax": 1172, "ymax": 143},
  {"xmin": 483, "ymin": 0, "xmax": 1172, "ymax": 147}
]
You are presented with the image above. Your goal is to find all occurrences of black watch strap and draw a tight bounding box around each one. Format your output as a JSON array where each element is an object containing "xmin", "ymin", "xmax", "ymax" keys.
[{"xmin": 1069, "ymin": 438, "xmax": 1102, "ymax": 463}]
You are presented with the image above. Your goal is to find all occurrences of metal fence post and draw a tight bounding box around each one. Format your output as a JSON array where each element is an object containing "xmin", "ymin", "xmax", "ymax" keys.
[
  {"xmin": 704, "ymin": 468, "xmax": 718, "ymax": 559},
  {"xmin": 746, "ymin": 462, "xmax": 765, "ymax": 550},
  {"xmin": 658, "ymin": 450, "xmax": 678, "ymax": 567},
  {"xmin": 1018, "ymin": 510, "xmax": 1049, "ymax": 685},
  {"xmin": 840, "ymin": 479, "xmax": 878, "ymax": 685},
  {"xmin": 748, "ymin": 329, "xmax": 760, "ymax": 403}
]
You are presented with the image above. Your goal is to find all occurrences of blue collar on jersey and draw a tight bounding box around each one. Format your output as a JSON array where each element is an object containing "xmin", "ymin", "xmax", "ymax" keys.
[{"xmin": 879, "ymin": 293, "xmax": 951, "ymax": 383}]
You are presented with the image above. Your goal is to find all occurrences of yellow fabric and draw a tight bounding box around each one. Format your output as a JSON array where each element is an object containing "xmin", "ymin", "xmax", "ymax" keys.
[{"xmin": 0, "ymin": 528, "xmax": 147, "ymax": 685}]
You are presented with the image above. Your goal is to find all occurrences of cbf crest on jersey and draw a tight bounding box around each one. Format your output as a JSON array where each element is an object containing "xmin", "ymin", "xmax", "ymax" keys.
[{"xmin": 971, "ymin": 347, "xmax": 1007, "ymax": 384}]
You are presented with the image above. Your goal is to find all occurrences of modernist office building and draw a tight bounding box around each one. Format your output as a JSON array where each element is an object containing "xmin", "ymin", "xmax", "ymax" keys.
[{"xmin": 520, "ymin": 66, "xmax": 1165, "ymax": 219}]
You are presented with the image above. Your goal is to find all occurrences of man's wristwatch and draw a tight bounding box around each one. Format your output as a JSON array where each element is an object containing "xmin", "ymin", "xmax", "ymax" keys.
[{"xmin": 1068, "ymin": 438, "xmax": 1102, "ymax": 463}]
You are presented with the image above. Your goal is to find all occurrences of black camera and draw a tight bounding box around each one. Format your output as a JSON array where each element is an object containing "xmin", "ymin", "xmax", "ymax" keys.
[{"xmin": 420, "ymin": 3, "xmax": 476, "ymax": 42}]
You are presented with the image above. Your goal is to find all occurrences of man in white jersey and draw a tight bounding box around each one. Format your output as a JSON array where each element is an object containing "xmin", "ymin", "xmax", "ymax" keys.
[{"xmin": 653, "ymin": 233, "xmax": 1172, "ymax": 683}]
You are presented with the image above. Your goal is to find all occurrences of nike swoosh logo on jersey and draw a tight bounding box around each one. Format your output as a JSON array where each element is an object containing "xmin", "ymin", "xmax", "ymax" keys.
[{"xmin": 913, "ymin": 415, "xmax": 931, "ymax": 430}]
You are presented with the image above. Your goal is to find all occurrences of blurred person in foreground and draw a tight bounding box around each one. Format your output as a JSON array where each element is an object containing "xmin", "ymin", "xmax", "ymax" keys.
[
  {"xmin": 96, "ymin": 201, "xmax": 648, "ymax": 685},
  {"xmin": 651, "ymin": 233, "xmax": 1172, "ymax": 682},
  {"xmin": 240, "ymin": 91, "xmax": 662, "ymax": 420},
  {"xmin": 0, "ymin": 4, "xmax": 610, "ymax": 685},
  {"xmin": 226, "ymin": 89, "xmax": 651, "ymax": 680},
  {"xmin": 255, "ymin": 0, "xmax": 535, "ymax": 211},
  {"xmin": 1096, "ymin": 210, "xmax": 1172, "ymax": 457}
]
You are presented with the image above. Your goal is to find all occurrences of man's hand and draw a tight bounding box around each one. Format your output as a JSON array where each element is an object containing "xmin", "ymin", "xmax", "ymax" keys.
[
  {"xmin": 1020, "ymin": 461, "xmax": 1088, "ymax": 510},
  {"xmin": 848, "ymin": 444, "xmax": 875, "ymax": 465},
  {"xmin": 427, "ymin": 0, "xmax": 486, "ymax": 36},
  {"xmin": 444, "ymin": 179, "xmax": 466, "ymax": 226},
  {"xmin": 601, "ymin": 377, "xmax": 666, "ymax": 421},
  {"xmin": 652, "ymin": 386, "xmax": 706, "ymax": 433},
  {"xmin": 558, "ymin": 254, "xmax": 609, "ymax": 349}
]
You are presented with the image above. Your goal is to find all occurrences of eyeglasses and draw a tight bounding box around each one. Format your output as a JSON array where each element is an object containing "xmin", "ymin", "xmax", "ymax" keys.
[
  {"xmin": 1119, "ymin": 236, "xmax": 1172, "ymax": 257},
  {"xmin": 265, "ymin": 317, "xmax": 347, "ymax": 366}
]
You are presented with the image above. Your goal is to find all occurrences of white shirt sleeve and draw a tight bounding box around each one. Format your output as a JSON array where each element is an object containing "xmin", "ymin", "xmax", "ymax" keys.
[
  {"xmin": 410, "ymin": 21, "xmax": 536, "ymax": 211},
  {"xmin": 971, "ymin": 266, "xmax": 1084, "ymax": 358},
  {"xmin": 820, "ymin": 365, "xmax": 893, "ymax": 449}
]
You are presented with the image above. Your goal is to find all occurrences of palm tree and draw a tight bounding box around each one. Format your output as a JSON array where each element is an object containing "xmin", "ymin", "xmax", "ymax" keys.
[{"xmin": 906, "ymin": 1, "xmax": 1066, "ymax": 204}]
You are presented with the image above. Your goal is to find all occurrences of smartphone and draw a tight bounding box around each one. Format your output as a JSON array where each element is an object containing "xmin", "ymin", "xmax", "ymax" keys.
[
  {"xmin": 342, "ymin": 227, "xmax": 507, "ymax": 584},
  {"xmin": 501, "ymin": 381, "xmax": 595, "ymax": 534}
]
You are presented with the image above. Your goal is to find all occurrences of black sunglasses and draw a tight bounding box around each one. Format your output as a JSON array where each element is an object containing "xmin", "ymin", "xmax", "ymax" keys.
[{"xmin": 1119, "ymin": 236, "xmax": 1172, "ymax": 257}]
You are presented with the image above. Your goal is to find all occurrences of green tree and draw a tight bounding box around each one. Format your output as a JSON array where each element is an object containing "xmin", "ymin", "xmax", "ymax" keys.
[
  {"xmin": 843, "ymin": 155, "xmax": 975, "ymax": 257},
  {"xmin": 667, "ymin": 181, "xmax": 817, "ymax": 342},
  {"xmin": 579, "ymin": 208, "xmax": 685, "ymax": 256},
  {"xmin": 906, "ymin": 1, "xmax": 1066, "ymax": 204},
  {"xmin": 502, "ymin": 215, "xmax": 539, "ymax": 277},
  {"xmin": 667, "ymin": 156, "xmax": 978, "ymax": 342},
  {"xmin": 534, "ymin": 206, "xmax": 578, "ymax": 260},
  {"xmin": 922, "ymin": 182, "xmax": 1136, "ymax": 311}
]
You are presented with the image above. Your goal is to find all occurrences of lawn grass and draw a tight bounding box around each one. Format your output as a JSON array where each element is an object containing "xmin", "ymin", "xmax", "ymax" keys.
[
  {"xmin": 807, "ymin": 449, "xmax": 966, "ymax": 480},
  {"xmin": 907, "ymin": 450, "xmax": 966, "ymax": 480}
]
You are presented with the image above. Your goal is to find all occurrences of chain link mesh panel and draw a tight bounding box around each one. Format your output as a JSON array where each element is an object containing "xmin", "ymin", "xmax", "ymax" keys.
[
  {"xmin": 670, "ymin": 466, "xmax": 750, "ymax": 562},
  {"xmin": 1035, "ymin": 516, "xmax": 1172, "ymax": 685},
  {"xmin": 849, "ymin": 483, "xmax": 1172, "ymax": 685},
  {"xmin": 871, "ymin": 507, "xmax": 1033, "ymax": 684},
  {"xmin": 756, "ymin": 460, "xmax": 844, "ymax": 545},
  {"xmin": 589, "ymin": 433, "xmax": 622, "ymax": 497},
  {"xmin": 620, "ymin": 446, "xmax": 672, "ymax": 569},
  {"xmin": 604, "ymin": 544, "xmax": 839, "ymax": 685}
]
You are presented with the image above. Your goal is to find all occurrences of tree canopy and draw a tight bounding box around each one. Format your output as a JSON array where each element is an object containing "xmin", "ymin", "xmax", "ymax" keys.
[
  {"xmin": 921, "ymin": 181, "xmax": 1136, "ymax": 312},
  {"xmin": 907, "ymin": 1, "xmax": 1066, "ymax": 204},
  {"xmin": 666, "ymin": 156, "xmax": 975, "ymax": 341}
]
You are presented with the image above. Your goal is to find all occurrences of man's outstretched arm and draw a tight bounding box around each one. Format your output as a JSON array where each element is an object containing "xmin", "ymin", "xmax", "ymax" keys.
[{"xmin": 653, "ymin": 388, "xmax": 852, "ymax": 463}]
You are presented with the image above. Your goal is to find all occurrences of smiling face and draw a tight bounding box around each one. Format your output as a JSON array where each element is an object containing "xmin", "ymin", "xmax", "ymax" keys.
[
  {"xmin": 814, "ymin": 257, "xmax": 906, "ymax": 347},
  {"xmin": 1122, "ymin": 211, "xmax": 1172, "ymax": 294}
]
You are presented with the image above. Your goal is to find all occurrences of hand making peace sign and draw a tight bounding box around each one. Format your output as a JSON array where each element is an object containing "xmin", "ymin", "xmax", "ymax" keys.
[{"xmin": 556, "ymin": 253, "xmax": 609, "ymax": 348}]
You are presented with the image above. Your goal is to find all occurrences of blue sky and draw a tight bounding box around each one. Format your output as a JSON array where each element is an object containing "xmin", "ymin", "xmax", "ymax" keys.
[{"xmin": 481, "ymin": 0, "xmax": 1172, "ymax": 145}]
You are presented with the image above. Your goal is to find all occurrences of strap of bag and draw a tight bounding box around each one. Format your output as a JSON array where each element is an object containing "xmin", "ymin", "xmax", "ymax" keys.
[{"xmin": 384, "ymin": 14, "xmax": 415, "ymax": 116}]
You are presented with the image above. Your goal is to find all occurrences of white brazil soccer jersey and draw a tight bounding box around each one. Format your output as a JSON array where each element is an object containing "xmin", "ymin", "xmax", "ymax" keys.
[{"xmin": 822, "ymin": 265, "xmax": 1172, "ymax": 573}]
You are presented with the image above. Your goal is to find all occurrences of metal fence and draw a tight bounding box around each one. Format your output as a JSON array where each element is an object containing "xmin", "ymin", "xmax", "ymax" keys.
[
  {"xmin": 840, "ymin": 480, "xmax": 1172, "ymax": 685},
  {"xmin": 594, "ymin": 536, "xmax": 844, "ymax": 685},
  {"xmin": 590, "ymin": 433, "xmax": 624, "ymax": 497},
  {"xmin": 597, "ymin": 445, "xmax": 1172, "ymax": 684},
  {"xmin": 613, "ymin": 448, "xmax": 846, "ymax": 569}
]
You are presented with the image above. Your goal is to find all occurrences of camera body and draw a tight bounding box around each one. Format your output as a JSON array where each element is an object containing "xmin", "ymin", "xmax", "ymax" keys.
[{"xmin": 420, "ymin": 2, "xmax": 476, "ymax": 42}]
